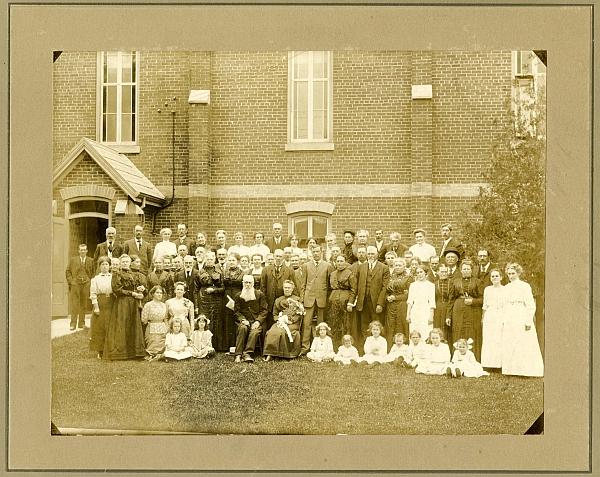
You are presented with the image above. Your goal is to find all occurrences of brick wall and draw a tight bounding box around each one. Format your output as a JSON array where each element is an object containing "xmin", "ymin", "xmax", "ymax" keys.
[{"xmin": 53, "ymin": 50, "xmax": 512, "ymax": 255}]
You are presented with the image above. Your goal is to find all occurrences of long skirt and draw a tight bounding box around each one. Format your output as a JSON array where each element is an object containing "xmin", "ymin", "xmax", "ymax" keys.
[
  {"xmin": 326, "ymin": 290, "xmax": 353, "ymax": 349},
  {"xmin": 386, "ymin": 299, "xmax": 408, "ymax": 351},
  {"xmin": 223, "ymin": 287, "xmax": 240, "ymax": 350},
  {"xmin": 90, "ymin": 295, "xmax": 113, "ymax": 352},
  {"xmin": 145, "ymin": 322, "xmax": 167, "ymax": 356},
  {"xmin": 263, "ymin": 322, "xmax": 301, "ymax": 358},
  {"xmin": 502, "ymin": 304, "xmax": 544, "ymax": 377},
  {"xmin": 451, "ymin": 298, "xmax": 483, "ymax": 361},
  {"xmin": 199, "ymin": 292, "xmax": 225, "ymax": 351},
  {"xmin": 103, "ymin": 296, "xmax": 146, "ymax": 360},
  {"xmin": 481, "ymin": 307, "xmax": 504, "ymax": 368},
  {"xmin": 433, "ymin": 301, "xmax": 451, "ymax": 344},
  {"xmin": 409, "ymin": 301, "xmax": 433, "ymax": 344}
]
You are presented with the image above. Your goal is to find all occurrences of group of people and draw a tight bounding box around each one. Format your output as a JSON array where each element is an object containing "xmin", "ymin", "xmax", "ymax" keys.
[{"xmin": 64, "ymin": 222, "xmax": 543, "ymax": 376}]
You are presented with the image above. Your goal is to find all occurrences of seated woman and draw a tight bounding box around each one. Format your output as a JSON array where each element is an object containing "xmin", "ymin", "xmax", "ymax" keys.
[{"xmin": 263, "ymin": 280, "xmax": 305, "ymax": 361}]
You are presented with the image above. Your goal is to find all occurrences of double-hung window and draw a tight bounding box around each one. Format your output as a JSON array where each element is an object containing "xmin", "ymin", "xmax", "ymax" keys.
[
  {"xmin": 286, "ymin": 51, "xmax": 334, "ymax": 151},
  {"xmin": 97, "ymin": 51, "xmax": 139, "ymax": 152}
]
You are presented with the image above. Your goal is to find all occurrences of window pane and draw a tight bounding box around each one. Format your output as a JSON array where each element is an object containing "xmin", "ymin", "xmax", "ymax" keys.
[
  {"xmin": 121, "ymin": 85, "xmax": 132, "ymax": 113},
  {"xmin": 294, "ymin": 81, "xmax": 308, "ymax": 140},
  {"xmin": 313, "ymin": 110, "xmax": 326, "ymax": 140},
  {"xmin": 294, "ymin": 52, "xmax": 309, "ymax": 79},
  {"xmin": 70, "ymin": 200, "xmax": 109, "ymax": 215},
  {"xmin": 106, "ymin": 53, "xmax": 118, "ymax": 83},
  {"xmin": 313, "ymin": 81, "xmax": 324, "ymax": 109},
  {"xmin": 121, "ymin": 114, "xmax": 132, "ymax": 142},
  {"xmin": 105, "ymin": 86, "xmax": 117, "ymax": 113},
  {"xmin": 293, "ymin": 217, "xmax": 308, "ymax": 242},
  {"xmin": 313, "ymin": 51, "xmax": 326, "ymax": 78},
  {"xmin": 105, "ymin": 114, "xmax": 117, "ymax": 142},
  {"xmin": 312, "ymin": 217, "xmax": 328, "ymax": 240},
  {"xmin": 122, "ymin": 53, "xmax": 132, "ymax": 83}
]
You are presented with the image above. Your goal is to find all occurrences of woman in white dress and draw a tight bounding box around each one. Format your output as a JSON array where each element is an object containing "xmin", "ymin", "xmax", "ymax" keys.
[
  {"xmin": 152, "ymin": 228, "xmax": 177, "ymax": 263},
  {"xmin": 406, "ymin": 266, "xmax": 436, "ymax": 342},
  {"xmin": 481, "ymin": 268, "xmax": 506, "ymax": 370},
  {"xmin": 501, "ymin": 263, "xmax": 544, "ymax": 377}
]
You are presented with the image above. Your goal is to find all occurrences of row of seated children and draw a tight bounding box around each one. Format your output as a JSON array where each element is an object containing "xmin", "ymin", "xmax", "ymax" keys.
[
  {"xmin": 155, "ymin": 315, "xmax": 216, "ymax": 362},
  {"xmin": 307, "ymin": 321, "xmax": 488, "ymax": 379}
]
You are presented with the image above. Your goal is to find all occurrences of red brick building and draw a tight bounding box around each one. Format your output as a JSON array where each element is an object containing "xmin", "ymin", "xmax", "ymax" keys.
[{"xmin": 51, "ymin": 50, "xmax": 546, "ymax": 315}]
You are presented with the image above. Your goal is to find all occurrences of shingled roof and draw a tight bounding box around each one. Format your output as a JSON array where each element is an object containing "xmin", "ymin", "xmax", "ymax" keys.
[{"xmin": 52, "ymin": 138, "xmax": 165, "ymax": 207}]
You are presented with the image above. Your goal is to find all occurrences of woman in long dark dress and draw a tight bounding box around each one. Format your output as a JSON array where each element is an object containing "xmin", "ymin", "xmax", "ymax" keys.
[
  {"xmin": 326, "ymin": 255, "xmax": 357, "ymax": 348},
  {"xmin": 263, "ymin": 280, "xmax": 304, "ymax": 360},
  {"xmin": 222, "ymin": 253, "xmax": 244, "ymax": 350},
  {"xmin": 103, "ymin": 254, "xmax": 146, "ymax": 360},
  {"xmin": 434, "ymin": 264, "xmax": 452, "ymax": 344},
  {"xmin": 195, "ymin": 251, "xmax": 225, "ymax": 350},
  {"xmin": 89, "ymin": 256, "xmax": 114, "ymax": 359},
  {"xmin": 446, "ymin": 260, "xmax": 484, "ymax": 361},
  {"xmin": 385, "ymin": 257, "xmax": 413, "ymax": 350}
]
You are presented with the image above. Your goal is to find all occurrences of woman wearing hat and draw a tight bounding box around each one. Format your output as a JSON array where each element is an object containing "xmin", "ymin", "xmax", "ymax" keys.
[{"xmin": 445, "ymin": 259, "xmax": 485, "ymax": 361}]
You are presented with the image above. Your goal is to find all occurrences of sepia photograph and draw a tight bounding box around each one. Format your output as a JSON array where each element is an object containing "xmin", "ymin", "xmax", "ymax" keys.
[
  {"xmin": 7, "ymin": 3, "xmax": 591, "ymax": 472},
  {"xmin": 50, "ymin": 48, "xmax": 545, "ymax": 436}
]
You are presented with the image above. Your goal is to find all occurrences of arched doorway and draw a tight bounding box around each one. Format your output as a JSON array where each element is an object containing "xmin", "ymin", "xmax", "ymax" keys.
[{"xmin": 67, "ymin": 199, "xmax": 111, "ymax": 257}]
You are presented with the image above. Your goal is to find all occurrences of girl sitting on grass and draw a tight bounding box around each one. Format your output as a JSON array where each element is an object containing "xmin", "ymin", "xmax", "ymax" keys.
[
  {"xmin": 164, "ymin": 318, "xmax": 193, "ymax": 361},
  {"xmin": 189, "ymin": 315, "xmax": 216, "ymax": 359},
  {"xmin": 352, "ymin": 321, "xmax": 388, "ymax": 366},
  {"xmin": 448, "ymin": 338, "xmax": 489, "ymax": 378},
  {"xmin": 333, "ymin": 334, "xmax": 359, "ymax": 365},
  {"xmin": 307, "ymin": 322, "xmax": 335, "ymax": 362},
  {"xmin": 384, "ymin": 332, "xmax": 409, "ymax": 365},
  {"xmin": 404, "ymin": 330, "xmax": 427, "ymax": 368},
  {"xmin": 415, "ymin": 328, "xmax": 451, "ymax": 375}
]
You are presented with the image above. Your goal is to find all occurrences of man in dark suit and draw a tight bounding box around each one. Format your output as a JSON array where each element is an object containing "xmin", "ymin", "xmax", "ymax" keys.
[
  {"xmin": 380, "ymin": 232, "xmax": 409, "ymax": 263},
  {"xmin": 174, "ymin": 255, "xmax": 200, "ymax": 312},
  {"xmin": 442, "ymin": 248, "xmax": 462, "ymax": 280},
  {"xmin": 93, "ymin": 227, "xmax": 123, "ymax": 271},
  {"xmin": 473, "ymin": 249, "xmax": 506, "ymax": 288},
  {"xmin": 355, "ymin": 246, "xmax": 390, "ymax": 347},
  {"xmin": 427, "ymin": 255, "xmax": 441, "ymax": 282},
  {"xmin": 439, "ymin": 223, "xmax": 464, "ymax": 262},
  {"xmin": 350, "ymin": 246, "xmax": 368, "ymax": 276},
  {"xmin": 374, "ymin": 229, "xmax": 387, "ymax": 262},
  {"xmin": 65, "ymin": 244, "xmax": 94, "ymax": 330},
  {"xmin": 260, "ymin": 249, "xmax": 299, "ymax": 329},
  {"xmin": 299, "ymin": 245, "xmax": 332, "ymax": 355},
  {"xmin": 232, "ymin": 276, "xmax": 268, "ymax": 363},
  {"xmin": 264, "ymin": 222, "xmax": 291, "ymax": 253},
  {"xmin": 176, "ymin": 223, "xmax": 195, "ymax": 256},
  {"xmin": 123, "ymin": 225, "xmax": 153, "ymax": 274}
]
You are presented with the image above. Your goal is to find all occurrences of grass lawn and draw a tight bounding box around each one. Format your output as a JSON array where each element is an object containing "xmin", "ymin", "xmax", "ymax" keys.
[{"xmin": 52, "ymin": 331, "xmax": 543, "ymax": 435}]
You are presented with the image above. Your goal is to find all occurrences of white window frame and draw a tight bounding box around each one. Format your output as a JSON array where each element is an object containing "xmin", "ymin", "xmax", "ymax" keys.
[
  {"xmin": 96, "ymin": 51, "xmax": 140, "ymax": 153},
  {"xmin": 288, "ymin": 212, "xmax": 332, "ymax": 247},
  {"xmin": 286, "ymin": 51, "xmax": 334, "ymax": 151},
  {"xmin": 511, "ymin": 51, "xmax": 546, "ymax": 138}
]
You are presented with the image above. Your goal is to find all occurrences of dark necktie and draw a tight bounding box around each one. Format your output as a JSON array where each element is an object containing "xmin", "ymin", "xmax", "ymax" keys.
[
  {"xmin": 137, "ymin": 240, "xmax": 141, "ymax": 250},
  {"xmin": 108, "ymin": 243, "xmax": 113, "ymax": 253}
]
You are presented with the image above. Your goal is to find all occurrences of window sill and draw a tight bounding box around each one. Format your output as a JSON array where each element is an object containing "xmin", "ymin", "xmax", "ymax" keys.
[
  {"xmin": 102, "ymin": 144, "xmax": 141, "ymax": 154},
  {"xmin": 285, "ymin": 142, "xmax": 334, "ymax": 152}
]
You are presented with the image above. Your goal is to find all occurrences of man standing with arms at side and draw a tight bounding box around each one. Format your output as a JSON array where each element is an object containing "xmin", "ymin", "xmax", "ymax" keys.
[
  {"xmin": 260, "ymin": 249, "xmax": 299, "ymax": 330},
  {"xmin": 66, "ymin": 244, "xmax": 94, "ymax": 331},
  {"xmin": 355, "ymin": 245, "xmax": 389, "ymax": 349},
  {"xmin": 299, "ymin": 245, "xmax": 332, "ymax": 356},
  {"xmin": 123, "ymin": 225, "xmax": 153, "ymax": 275}
]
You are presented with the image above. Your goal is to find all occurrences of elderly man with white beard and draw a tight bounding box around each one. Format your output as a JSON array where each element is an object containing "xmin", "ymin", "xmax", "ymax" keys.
[{"xmin": 231, "ymin": 275, "xmax": 268, "ymax": 363}]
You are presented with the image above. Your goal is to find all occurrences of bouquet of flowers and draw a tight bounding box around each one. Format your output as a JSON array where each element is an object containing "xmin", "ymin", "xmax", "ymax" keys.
[{"xmin": 277, "ymin": 297, "xmax": 305, "ymax": 342}]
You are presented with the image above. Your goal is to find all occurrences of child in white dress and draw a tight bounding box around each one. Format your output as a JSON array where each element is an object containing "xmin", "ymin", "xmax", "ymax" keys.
[
  {"xmin": 404, "ymin": 330, "xmax": 427, "ymax": 368},
  {"xmin": 449, "ymin": 338, "xmax": 490, "ymax": 378},
  {"xmin": 307, "ymin": 322, "xmax": 335, "ymax": 362},
  {"xmin": 164, "ymin": 318, "xmax": 193, "ymax": 361},
  {"xmin": 384, "ymin": 333, "xmax": 409, "ymax": 365},
  {"xmin": 333, "ymin": 334, "xmax": 360, "ymax": 365},
  {"xmin": 189, "ymin": 315, "xmax": 215, "ymax": 359},
  {"xmin": 415, "ymin": 328, "xmax": 451, "ymax": 375},
  {"xmin": 353, "ymin": 321, "xmax": 388, "ymax": 366}
]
